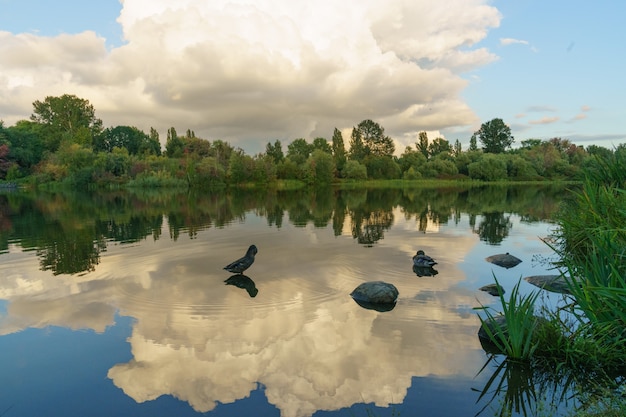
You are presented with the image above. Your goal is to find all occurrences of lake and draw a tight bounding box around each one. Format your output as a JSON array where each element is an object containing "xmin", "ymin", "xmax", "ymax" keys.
[{"xmin": 0, "ymin": 184, "xmax": 576, "ymax": 416}]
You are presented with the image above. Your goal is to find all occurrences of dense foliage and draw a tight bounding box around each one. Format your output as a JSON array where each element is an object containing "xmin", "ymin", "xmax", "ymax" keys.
[{"xmin": 0, "ymin": 94, "xmax": 623, "ymax": 189}]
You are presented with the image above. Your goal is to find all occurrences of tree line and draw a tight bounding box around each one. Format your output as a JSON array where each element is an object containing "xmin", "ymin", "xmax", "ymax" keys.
[{"xmin": 0, "ymin": 94, "xmax": 623, "ymax": 189}]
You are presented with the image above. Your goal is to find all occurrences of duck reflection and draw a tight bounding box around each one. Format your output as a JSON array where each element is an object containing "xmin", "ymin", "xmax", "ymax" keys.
[
  {"xmin": 412, "ymin": 265, "xmax": 439, "ymax": 277},
  {"xmin": 224, "ymin": 274, "xmax": 258, "ymax": 297}
]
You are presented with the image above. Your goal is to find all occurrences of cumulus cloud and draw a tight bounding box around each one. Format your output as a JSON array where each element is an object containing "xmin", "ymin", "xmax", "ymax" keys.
[{"xmin": 0, "ymin": 0, "xmax": 501, "ymax": 153}]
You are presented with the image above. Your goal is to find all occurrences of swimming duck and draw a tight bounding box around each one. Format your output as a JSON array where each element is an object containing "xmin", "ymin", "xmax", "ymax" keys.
[
  {"xmin": 223, "ymin": 244, "xmax": 258, "ymax": 274},
  {"xmin": 413, "ymin": 250, "xmax": 437, "ymax": 267}
]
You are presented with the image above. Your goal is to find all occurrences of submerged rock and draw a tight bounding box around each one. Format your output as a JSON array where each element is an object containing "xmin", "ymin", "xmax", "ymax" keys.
[
  {"xmin": 524, "ymin": 275, "xmax": 571, "ymax": 294},
  {"xmin": 485, "ymin": 253, "xmax": 522, "ymax": 269},
  {"xmin": 479, "ymin": 283, "xmax": 505, "ymax": 297},
  {"xmin": 350, "ymin": 281, "xmax": 399, "ymax": 310}
]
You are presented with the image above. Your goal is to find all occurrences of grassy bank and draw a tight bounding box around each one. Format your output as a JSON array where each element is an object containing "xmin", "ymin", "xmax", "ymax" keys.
[{"xmin": 476, "ymin": 154, "xmax": 626, "ymax": 416}]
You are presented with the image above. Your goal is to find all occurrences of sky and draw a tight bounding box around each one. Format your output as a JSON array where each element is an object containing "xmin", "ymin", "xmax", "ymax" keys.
[{"xmin": 0, "ymin": 0, "xmax": 624, "ymax": 155}]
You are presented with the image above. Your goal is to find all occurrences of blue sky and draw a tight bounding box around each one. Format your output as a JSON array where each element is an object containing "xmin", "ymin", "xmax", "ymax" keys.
[{"xmin": 0, "ymin": 0, "xmax": 624, "ymax": 153}]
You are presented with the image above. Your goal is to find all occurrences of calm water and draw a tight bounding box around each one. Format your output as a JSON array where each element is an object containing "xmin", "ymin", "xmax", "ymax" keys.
[{"xmin": 0, "ymin": 185, "xmax": 576, "ymax": 417}]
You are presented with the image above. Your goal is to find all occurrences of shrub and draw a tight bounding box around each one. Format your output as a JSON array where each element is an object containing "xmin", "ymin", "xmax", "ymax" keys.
[{"xmin": 343, "ymin": 160, "xmax": 367, "ymax": 180}]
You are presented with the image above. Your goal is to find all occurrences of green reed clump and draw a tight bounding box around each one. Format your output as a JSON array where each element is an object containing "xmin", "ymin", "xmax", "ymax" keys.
[{"xmin": 476, "ymin": 278, "xmax": 542, "ymax": 360}]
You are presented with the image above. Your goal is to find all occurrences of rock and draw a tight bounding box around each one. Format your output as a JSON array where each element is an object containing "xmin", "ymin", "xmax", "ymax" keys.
[
  {"xmin": 485, "ymin": 252, "xmax": 522, "ymax": 269},
  {"xmin": 478, "ymin": 314, "xmax": 549, "ymax": 354},
  {"xmin": 478, "ymin": 314, "xmax": 508, "ymax": 351},
  {"xmin": 524, "ymin": 275, "xmax": 572, "ymax": 294},
  {"xmin": 350, "ymin": 281, "xmax": 399, "ymax": 309},
  {"xmin": 479, "ymin": 283, "xmax": 505, "ymax": 297}
]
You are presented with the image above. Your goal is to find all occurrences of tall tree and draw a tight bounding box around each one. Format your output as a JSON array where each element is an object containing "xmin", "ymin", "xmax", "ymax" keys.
[
  {"xmin": 469, "ymin": 134, "xmax": 478, "ymax": 151},
  {"xmin": 416, "ymin": 131, "xmax": 429, "ymax": 159},
  {"xmin": 265, "ymin": 140, "xmax": 284, "ymax": 164},
  {"xmin": 331, "ymin": 128, "xmax": 347, "ymax": 175},
  {"xmin": 349, "ymin": 128, "xmax": 366, "ymax": 162},
  {"xmin": 474, "ymin": 118, "xmax": 514, "ymax": 154},
  {"xmin": 428, "ymin": 137, "xmax": 451, "ymax": 156},
  {"xmin": 30, "ymin": 94, "xmax": 103, "ymax": 151},
  {"xmin": 165, "ymin": 127, "xmax": 184, "ymax": 158},
  {"xmin": 287, "ymin": 138, "xmax": 313, "ymax": 165},
  {"xmin": 312, "ymin": 137, "xmax": 332, "ymax": 154},
  {"xmin": 452, "ymin": 139, "xmax": 462, "ymax": 157},
  {"xmin": 94, "ymin": 126, "xmax": 154, "ymax": 155},
  {"xmin": 354, "ymin": 119, "xmax": 394, "ymax": 157}
]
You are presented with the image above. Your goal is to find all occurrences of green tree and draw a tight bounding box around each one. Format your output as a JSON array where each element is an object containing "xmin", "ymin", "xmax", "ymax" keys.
[
  {"xmin": 520, "ymin": 138, "xmax": 542, "ymax": 150},
  {"xmin": 356, "ymin": 119, "xmax": 395, "ymax": 157},
  {"xmin": 349, "ymin": 127, "xmax": 367, "ymax": 162},
  {"xmin": 30, "ymin": 94, "xmax": 103, "ymax": 151},
  {"xmin": 95, "ymin": 126, "xmax": 153, "ymax": 155},
  {"xmin": 147, "ymin": 127, "xmax": 162, "ymax": 156},
  {"xmin": 305, "ymin": 149, "xmax": 335, "ymax": 185},
  {"xmin": 228, "ymin": 150, "xmax": 255, "ymax": 183},
  {"xmin": 312, "ymin": 137, "xmax": 332, "ymax": 154},
  {"xmin": 287, "ymin": 138, "xmax": 313, "ymax": 165},
  {"xmin": 182, "ymin": 136, "xmax": 212, "ymax": 157},
  {"xmin": 469, "ymin": 134, "xmax": 478, "ymax": 151},
  {"xmin": 265, "ymin": 140, "xmax": 284, "ymax": 164},
  {"xmin": 452, "ymin": 139, "xmax": 462, "ymax": 157},
  {"xmin": 343, "ymin": 160, "xmax": 367, "ymax": 180},
  {"xmin": 165, "ymin": 127, "xmax": 184, "ymax": 158},
  {"xmin": 468, "ymin": 153, "xmax": 508, "ymax": 180},
  {"xmin": 210, "ymin": 139, "xmax": 234, "ymax": 171},
  {"xmin": 331, "ymin": 128, "xmax": 347, "ymax": 176},
  {"xmin": 1, "ymin": 120, "xmax": 44, "ymax": 174},
  {"xmin": 474, "ymin": 118, "xmax": 514, "ymax": 154},
  {"xmin": 364, "ymin": 155, "xmax": 400, "ymax": 179},
  {"xmin": 428, "ymin": 137, "xmax": 452, "ymax": 157},
  {"xmin": 416, "ymin": 131, "xmax": 429, "ymax": 159},
  {"xmin": 422, "ymin": 154, "xmax": 458, "ymax": 178},
  {"xmin": 398, "ymin": 145, "xmax": 427, "ymax": 174}
]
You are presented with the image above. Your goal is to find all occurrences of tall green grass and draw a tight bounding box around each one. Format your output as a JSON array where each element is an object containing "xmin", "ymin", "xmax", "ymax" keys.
[
  {"xmin": 476, "ymin": 278, "xmax": 542, "ymax": 360},
  {"xmin": 474, "ymin": 153, "xmax": 626, "ymax": 416}
]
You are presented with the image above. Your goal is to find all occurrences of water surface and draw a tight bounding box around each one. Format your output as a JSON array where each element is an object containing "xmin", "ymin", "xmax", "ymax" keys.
[{"xmin": 0, "ymin": 185, "xmax": 573, "ymax": 416}]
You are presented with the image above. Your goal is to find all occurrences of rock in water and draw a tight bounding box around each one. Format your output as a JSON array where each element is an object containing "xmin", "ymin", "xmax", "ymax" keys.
[
  {"xmin": 479, "ymin": 283, "xmax": 505, "ymax": 296},
  {"xmin": 485, "ymin": 252, "xmax": 522, "ymax": 269},
  {"xmin": 524, "ymin": 275, "xmax": 571, "ymax": 294},
  {"xmin": 350, "ymin": 281, "xmax": 399, "ymax": 305}
]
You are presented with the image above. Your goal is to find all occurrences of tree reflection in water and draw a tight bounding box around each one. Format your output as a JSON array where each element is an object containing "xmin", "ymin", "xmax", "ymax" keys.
[{"xmin": 0, "ymin": 184, "xmax": 568, "ymax": 276}]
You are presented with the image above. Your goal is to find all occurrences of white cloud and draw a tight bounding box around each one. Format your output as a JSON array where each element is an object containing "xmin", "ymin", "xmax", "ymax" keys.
[
  {"xmin": 0, "ymin": 0, "xmax": 501, "ymax": 154},
  {"xmin": 499, "ymin": 37, "xmax": 529, "ymax": 46},
  {"xmin": 529, "ymin": 116, "xmax": 559, "ymax": 125}
]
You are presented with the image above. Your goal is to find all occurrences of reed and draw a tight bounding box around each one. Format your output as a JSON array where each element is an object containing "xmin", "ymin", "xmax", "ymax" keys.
[{"xmin": 476, "ymin": 278, "xmax": 542, "ymax": 360}]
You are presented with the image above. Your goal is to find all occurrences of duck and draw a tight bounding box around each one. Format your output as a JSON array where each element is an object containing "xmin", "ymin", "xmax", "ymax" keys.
[
  {"xmin": 223, "ymin": 244, "xmax": 258, "ymax": 274},
  {"xmin": 413, "ymin": 250, "xmax": 437, "ymax": 267}
]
